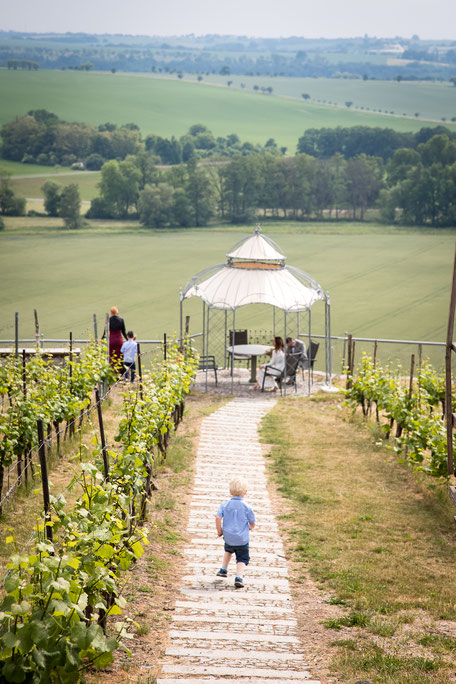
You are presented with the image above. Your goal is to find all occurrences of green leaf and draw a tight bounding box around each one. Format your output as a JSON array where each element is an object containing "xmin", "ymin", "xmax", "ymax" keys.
[
  {"xmin": 2, "ymin": 631, "xmax": 21, "ymax": 649},
  {"xmin": 95, "ymin": 544, "xmax": 115, "ymax": 560},
  {"xmin": 2, "ymin": 659, "xmax": 27, "ymax": 682},
  {"xmin": 32, "ymin": 646, "xmax": 46, "ymax": 669},
  {"xmin": 131, "ymin": 540, "xmax": 144, "ymax": 559},
  {"xmin": 93, "ymin": 650, "xmax": 114, "ymax": 668}
]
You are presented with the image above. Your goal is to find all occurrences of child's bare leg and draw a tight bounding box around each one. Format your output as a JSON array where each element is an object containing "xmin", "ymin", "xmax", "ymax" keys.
[
  {"xmin": 223, "ymin": 551, "xmax": 233, "ymax": 568},
  {"xmin": 236, "ymin": 561, "xmax": 246, "ymax": 576}
]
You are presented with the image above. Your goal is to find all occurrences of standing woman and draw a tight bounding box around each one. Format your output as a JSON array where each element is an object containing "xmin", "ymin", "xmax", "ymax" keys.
[
  {"xmin": 255, "ymin": 336, "xmax": 285, "ymax": 390},
  {"xmin": 104, "ymin": 306, "xmax": 128, "ymax": 372}
]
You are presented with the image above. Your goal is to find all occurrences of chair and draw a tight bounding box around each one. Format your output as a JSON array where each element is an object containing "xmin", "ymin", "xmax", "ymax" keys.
[
  {"xmin": 300, "ymin": 340, "xmax": 319, "ymax": 380},
  {"xmin": 198, "ymin": 355, "xmax": 218, "ymax": 385},
  {"xmin": 262, "ymin": 354, "xmax": 299, "ymax": 395},
  {"xmin": 228, "ymin": 329, "xmax": 250, "ymax": 368}
]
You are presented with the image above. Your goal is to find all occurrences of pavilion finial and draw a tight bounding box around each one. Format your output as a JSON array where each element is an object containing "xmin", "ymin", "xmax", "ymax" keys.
[{"xmin": 254, "ymin": 223, "xmax": 262, "ymax": 235}]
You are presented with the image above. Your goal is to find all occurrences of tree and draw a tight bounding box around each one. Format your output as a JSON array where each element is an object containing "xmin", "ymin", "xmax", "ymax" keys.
[
  {"xmin": 0, "ymin": 115, "xmax": 47, "ymax": 161},
  {"xmin": 0, "ymin": 171, "xmax": 26, "ymax": 216},
  {"xmin": 185, "ymin": 159, "xmax": 215, "ymax": 226},
  {"xmin": 138, "ymin": 183, "xmax": 174, "ymax": 228},
  {"xmin": 85, "ymin": 153, "xmax": 105, "ymax": 170},
  {"xmin": 345, "ymin": 101, "xmax": 353, "ymax": 108},
  {"xmin": 345, "ymin": 154, "xmax": 384, "ymax": 219},
  {"xmin": 99, "ymin": 159, "xmax": 141, "ymax": 218},
  {"xmin": 301, "ymin": 93, "xmax": 310, "ymax": 100},
  {"xmin": 42, "ymin": 181, "xmax": 61, "ymax": 216},
  {"xmin": 221, "ymin": 155, "xmax": 263, "ymax": 223},
  {"xmin": 59, "ymin": 184, "xmax": 82, "ymax": 229},
  {"xmin": 188, "ymin": 124, "xmax": 208, "ymax": 136},
  {"xmin": 450, "ymin": 76, "xmax": 456, "ymax": 87}
]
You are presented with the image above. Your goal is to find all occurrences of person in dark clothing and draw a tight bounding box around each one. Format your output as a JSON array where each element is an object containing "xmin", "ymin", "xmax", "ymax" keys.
[{"xmin": 103, "ymin": 307, "xmax": 127, "ymax": 372}]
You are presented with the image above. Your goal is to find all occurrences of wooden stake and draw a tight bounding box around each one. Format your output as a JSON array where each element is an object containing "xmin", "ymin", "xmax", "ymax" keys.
[
  {"xmin": 15, "ymin": 312, "xmax": 19, "ymax": 359},
  {"xmin": 137, "ymin": 342, "xmax": 143, "ymax": 401},
  {"xmin": 37, "ymin": 419, "xmax": 52, "ymax": 543},
  {"xmin": 34, "ymin": 309, "xmax": 40, "ymax": 349},
  {"xmin": 95, "ymin": 388, "xmax": 109, "ymax": 482},
  {"xmin": 445, "ymin": 244, "xmax": 456, "ymax": 477}
]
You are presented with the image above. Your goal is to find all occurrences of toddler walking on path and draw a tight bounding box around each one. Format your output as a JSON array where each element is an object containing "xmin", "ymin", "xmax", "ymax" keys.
[
  {"xmin": 121, "ymin": 330, "xmax": 137, "ymax": 382},
  {"xmin": 215, "ymin": 477, "xmax": 255, "ymax": 588}
]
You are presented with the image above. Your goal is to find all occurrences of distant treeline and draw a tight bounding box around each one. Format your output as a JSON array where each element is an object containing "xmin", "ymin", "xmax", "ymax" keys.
[
  {"xmin": 6, "ymin": 59, "xmax": 39, "ymax": 70},
  {"xmin": 1, "ymin": 31, "xmax": 456, "ymax": 80},
  {"xmin": 2, "ymin": 109, "xmax": 455, "ymax": 227},
  {"xmin": 50, "ymin": 131, "xmax": 456, "ymax": 228},
  {"xmin": 2, "ymin": 110, "xmax": 454, "ymax": 169}
]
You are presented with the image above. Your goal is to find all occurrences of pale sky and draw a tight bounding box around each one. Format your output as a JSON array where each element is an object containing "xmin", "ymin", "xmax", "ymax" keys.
[{"xmin": 1, "ymin": 0, "xmax": 455, "ymax": 40}]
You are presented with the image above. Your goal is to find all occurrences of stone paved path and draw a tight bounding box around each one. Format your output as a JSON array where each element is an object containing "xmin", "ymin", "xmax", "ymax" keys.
[{"xmin": 158, "ymin": 397, "xmax": 321, "ymax": 684}]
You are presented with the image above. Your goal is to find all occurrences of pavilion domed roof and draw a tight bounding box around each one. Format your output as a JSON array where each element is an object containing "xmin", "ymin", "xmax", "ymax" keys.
[{"xmin": 226, "ymin": 227, "xmax": 285, "ymax": 263}]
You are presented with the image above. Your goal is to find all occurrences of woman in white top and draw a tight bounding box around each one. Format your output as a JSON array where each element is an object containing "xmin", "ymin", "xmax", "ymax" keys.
[{"xmin": 255, "ymin": 336, "xmax": 286, "ymax": 390}]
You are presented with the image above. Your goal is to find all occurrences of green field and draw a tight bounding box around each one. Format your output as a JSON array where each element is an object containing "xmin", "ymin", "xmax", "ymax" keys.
[
  {"xmin": 8, "ymin": 171, "xmax": 101, "ymax": 202},
  {"xmin": 1, "ymin": 70, "xmax": 453, "ymax": 156},
  {"xmin": 204, "ymin": 74, "xmax": 456, "ymax": 123},
  {"xmin": 0, "ymin": 220, "xmax": 454, "ymax": 370}
]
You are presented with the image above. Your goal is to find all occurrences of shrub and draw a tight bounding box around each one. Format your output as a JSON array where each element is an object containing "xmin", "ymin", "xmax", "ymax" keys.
[{"xmin": 85, "ymin": 153, "xmax": 105, "ymax": 170}]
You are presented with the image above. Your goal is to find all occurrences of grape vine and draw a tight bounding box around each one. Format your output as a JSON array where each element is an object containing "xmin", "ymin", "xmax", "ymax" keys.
[
  {"xmin": 0, "ymin": 342, "xmax": 199, "ymax": 682},
  {"xmin": 344, "ymin": 354, "xmax": 451, "ymax": 479}
]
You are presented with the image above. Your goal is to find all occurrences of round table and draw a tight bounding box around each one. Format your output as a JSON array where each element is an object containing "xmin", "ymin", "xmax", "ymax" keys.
[{"xmin": 227, "ymin": 344, "xmax": 272, "ymax": 383}]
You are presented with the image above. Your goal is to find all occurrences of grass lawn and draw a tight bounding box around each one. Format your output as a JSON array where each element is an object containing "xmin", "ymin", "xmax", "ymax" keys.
[
  {"xmin": 0, "ymin": 219, "xmax": 454, "ymax": 370},
  {"xmin": 0, "ymin": 71, "xmax": 450, "ymax": 156},
  {"xmin": 263, "ymin": 392, "xmax": 456, "ymax": 683}
]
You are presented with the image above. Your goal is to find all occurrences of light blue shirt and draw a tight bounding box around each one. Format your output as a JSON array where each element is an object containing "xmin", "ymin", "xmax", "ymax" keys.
[
  {"xmin": 216, "ymin": 496, "xmax": 255, "ymax": 546},
  {"xmin": 121, "ymin": 339, "xmax": 137, "ymax": 363}
]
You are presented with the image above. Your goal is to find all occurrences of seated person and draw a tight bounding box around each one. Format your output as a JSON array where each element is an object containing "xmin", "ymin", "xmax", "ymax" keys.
[
  {"xmin": 254, "ymin": 337, "xmax": 285, "ymax": 390},
  {"xmin": 286, "ymin": 337, "xmax": 306, "ymax": 363}
]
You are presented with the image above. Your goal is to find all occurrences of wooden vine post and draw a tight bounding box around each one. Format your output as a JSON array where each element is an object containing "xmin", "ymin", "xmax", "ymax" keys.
[
  {"xmin": 346, "ymin": 334, "xmax": 354, "ymax": 389},
  {"xmin": 95, "ymin": 387, "xmax": 109, "ymax": 482},
  {"xmin": 37, "ymin": 419, "xmax": 53, "ymax": 543},
  {"xmin": 445, "ymin": 244, "xmax": 456, "ymax": 513},
  {"xmin": 137, "ymin": 342, "xmax": 143, "ymax": 401}
]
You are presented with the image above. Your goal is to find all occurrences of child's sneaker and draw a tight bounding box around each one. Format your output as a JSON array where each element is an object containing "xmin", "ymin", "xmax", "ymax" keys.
[
  {"xmin": 234, "ymin": 575, "xmax": 244, "ymax": 588},
  {"xmin": 216, "ymin": 568, "xmax": 227, "ymax": 577}
]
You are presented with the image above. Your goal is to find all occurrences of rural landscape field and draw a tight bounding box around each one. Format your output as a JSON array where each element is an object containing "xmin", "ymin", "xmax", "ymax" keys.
[
  {"xmin": 0, "ymin": 219, "xmax": 454, "ymax": 370},
  {"xmin": 1, "ymin": 18, "xmax": 456, "ymax": 684}
]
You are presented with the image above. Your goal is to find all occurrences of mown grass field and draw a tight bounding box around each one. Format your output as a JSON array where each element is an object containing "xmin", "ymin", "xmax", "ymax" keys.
[
  {"xmin": 0, "ymin": 70, "xmax": 453, "ymax": 156},
  {"xmin": 0, "ymin": 219, "xmax": 454, "ymax": 370}
]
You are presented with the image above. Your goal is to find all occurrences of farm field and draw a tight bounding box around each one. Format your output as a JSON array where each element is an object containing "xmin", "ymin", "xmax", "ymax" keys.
[
  {"xmin": 0, "ymin": 71, "xmax": 452, "ymax": 156},
  {"xmin": 204, "ymin": 74, "xmax": 456, "ymax": 123},
  {"xmin": 0, "ymin": 159, "xmax": 78, "ymax": 176},
  {"xmin": 9, "ymin": 170, "xmax": 101, "ymax": 202},
  {"xmin": 0, "ymin": 220, "xmax": 454, "ymax": 370}
]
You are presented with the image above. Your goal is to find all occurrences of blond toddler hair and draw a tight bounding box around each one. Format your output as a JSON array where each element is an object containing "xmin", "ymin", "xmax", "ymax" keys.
[{"xmin": 230, "ymin": 478, "xmax": 248, "ymax": 497}]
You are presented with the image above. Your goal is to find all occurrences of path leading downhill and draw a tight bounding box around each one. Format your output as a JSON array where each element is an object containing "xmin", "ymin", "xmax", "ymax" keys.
[{"xmin": 158, "ymin": 397, "xmax": 321, "ymax": 684}]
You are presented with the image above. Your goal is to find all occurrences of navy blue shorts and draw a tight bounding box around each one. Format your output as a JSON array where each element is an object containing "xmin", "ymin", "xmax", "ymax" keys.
[{"xmin": 224, "ymin": 542, "xmax": 250, "ymax": 565}]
